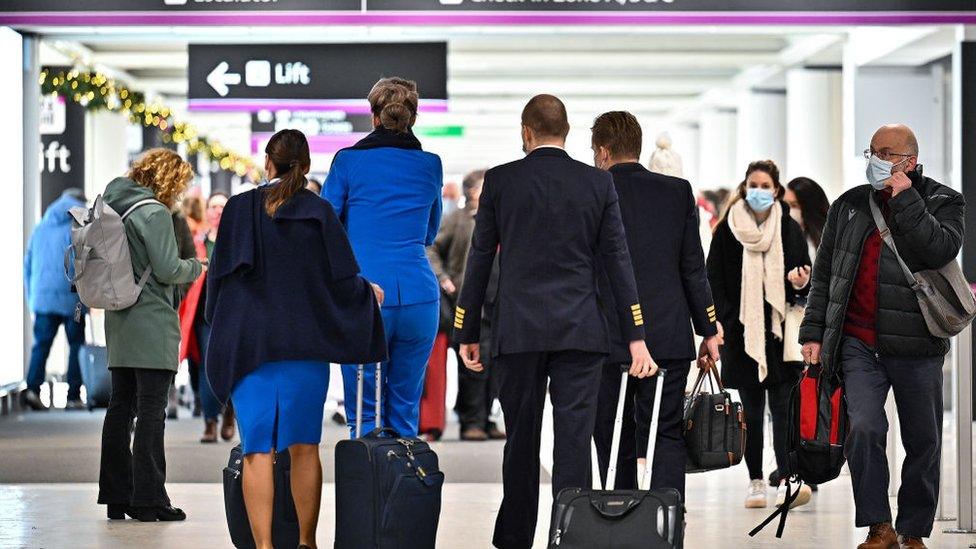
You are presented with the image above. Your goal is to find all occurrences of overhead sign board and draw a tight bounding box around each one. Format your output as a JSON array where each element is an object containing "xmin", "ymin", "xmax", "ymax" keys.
[
  {"xmin": 2, "ymin": 0, "xmax": 975, "ymax": 26},
  {"xmin": 0, "ymin": 0, "xmax": 360, "ymax": 11},
  {"xmin": 1, "ymin": 0, "xmax": 973, "ymax": 10},
  {"xmin": 368, "ymin": 0, "xmax": 976, "ymax": 11},
  {"xmin": 188, "ymin": 43, "xmax": 448, "ymax": 113},
  {"xmin": 250, "ymin": 110, "xmax": 375, "ymax": 135}
]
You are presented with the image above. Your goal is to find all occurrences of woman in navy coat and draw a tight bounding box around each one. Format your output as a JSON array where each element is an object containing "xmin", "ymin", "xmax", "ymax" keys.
[
  {"xmin": 324, "ymin": 77, "xmax": 443, "ymax": 437},
  {"xmin": 207, "ymin": 129, "xmax": 386, "ymax": 548}
]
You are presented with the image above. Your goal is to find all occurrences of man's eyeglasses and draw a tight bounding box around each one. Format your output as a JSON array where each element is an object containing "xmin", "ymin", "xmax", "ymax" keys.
[{"xmin": 863, "ymin": 148, "xmax": 914, "ymax": 162}]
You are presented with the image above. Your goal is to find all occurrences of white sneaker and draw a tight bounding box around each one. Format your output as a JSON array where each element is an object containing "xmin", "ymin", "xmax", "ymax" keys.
[
  {"xmin": 745, "ymin": 479, "xmax": 768, "ymax": 508},
  {"xmin": 775, "ymin": 483, "xmax": 812, "ymax": 509}
]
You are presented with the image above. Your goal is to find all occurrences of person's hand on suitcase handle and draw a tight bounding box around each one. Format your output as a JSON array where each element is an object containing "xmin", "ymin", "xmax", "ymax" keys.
[
  {"xmin": 460, "ymin": 343, "xmax": 483, "ymax": 373},
  {"xmin": 628, "ymin": 340, "xmax": 658, "ymax": 378}
]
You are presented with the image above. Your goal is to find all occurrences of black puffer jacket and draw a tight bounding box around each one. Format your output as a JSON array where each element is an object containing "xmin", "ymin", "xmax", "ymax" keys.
[{"xmin": 799, "ymin": 170, "xmax": 965, "ymax": 374}]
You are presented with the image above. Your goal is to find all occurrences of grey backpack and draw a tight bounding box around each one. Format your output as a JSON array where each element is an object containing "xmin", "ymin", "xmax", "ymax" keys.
[
  {"xmin": 64, "ymin": 194, "xmax": 163, "ymax": 311},
  {"xmin": 869, "ymin": 197, "xmax": 976, "ymax": 338}
]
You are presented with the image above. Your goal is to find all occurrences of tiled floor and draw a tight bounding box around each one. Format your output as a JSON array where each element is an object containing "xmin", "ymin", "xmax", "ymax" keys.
[
  {"xmin": 3, "ymin": 475, "xmax": 976, "ymax": 548},
  {"xmin": 2, "ymin": 409, "xmax": 975, "ymax": 548}
]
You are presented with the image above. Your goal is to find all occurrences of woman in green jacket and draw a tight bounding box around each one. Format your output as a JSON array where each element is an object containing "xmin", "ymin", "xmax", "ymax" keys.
[{"xmin": 97, "ymin": 149, "xmax": 205, "ymax": 522}]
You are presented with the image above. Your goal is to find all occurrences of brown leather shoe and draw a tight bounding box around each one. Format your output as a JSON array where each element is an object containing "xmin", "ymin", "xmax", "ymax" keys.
[
  {"xmin": 460, "ymin": 427, "xmax": 489, "ymax": 441},
  {"xmin": 487, "ymin": 426, "xmax": 507, "ymax": 440},
  {"xmin": 858, "ymin": 522, "xmax": 898, "ymax": 549},
  {"xmin": 220, "ymin": 404, "xmax": 236, "ymax": 441},
  {"xmin": 898, "ymin": 535, "xmax": 927, "ymax": 549},
  {"xmin": 200, "ymin": 420, "xmax": 218, "ymax": 444}
]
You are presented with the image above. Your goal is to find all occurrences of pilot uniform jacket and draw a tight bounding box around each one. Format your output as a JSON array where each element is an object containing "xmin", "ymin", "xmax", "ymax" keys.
[
  {"xmin": 600, "ymin": 163, "xmax": 718, "ymax": 365},
  {"xmin": 454, "ymin": 147, "xmax": 644, "ymax": 356}
]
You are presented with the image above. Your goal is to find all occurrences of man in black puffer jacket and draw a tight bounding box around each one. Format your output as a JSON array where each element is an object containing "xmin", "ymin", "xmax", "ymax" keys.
[{"xmin": 799, "ymin": 124, "xmax": 965, "ymax": 549}]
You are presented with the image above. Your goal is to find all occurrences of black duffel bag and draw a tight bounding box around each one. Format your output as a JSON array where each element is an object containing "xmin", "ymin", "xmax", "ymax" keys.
[
  {"xmin": 223, "ymin": 445, "xmax": 299, "ymax": 549},
  {"xmin": 683, "ymin": 359, "xmax": 746, "ymax": 473}
]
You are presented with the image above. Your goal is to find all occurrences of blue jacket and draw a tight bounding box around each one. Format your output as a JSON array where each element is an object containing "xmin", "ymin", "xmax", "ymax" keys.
[
  {"xmin": 324, "ymin": 129, "xmax": 443, "ymax": 307},
  {"xmin": 25, "ymin": 194, "xmax": 85, "ymax": 316}
]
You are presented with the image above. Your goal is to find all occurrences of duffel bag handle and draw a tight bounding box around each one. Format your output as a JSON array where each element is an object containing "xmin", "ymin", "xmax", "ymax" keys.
[
  {"xmin": 365, "ymin": 427, "xmax": 401, "ymax": 439},
  {"xmin": 691, "ymin": 357, "xmax": 726, "ymax": 395}
]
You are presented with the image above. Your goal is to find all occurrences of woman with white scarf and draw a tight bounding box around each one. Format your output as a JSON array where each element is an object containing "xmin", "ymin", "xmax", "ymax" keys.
[{"xmin": 706, "ymin": 160, "xmax": 812, "ymax": 510}]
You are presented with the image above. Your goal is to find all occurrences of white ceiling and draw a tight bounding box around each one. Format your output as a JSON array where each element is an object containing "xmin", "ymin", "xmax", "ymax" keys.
[{"xmin": 33, "ymin": 24, "xmax": 954, "ymax": 177}]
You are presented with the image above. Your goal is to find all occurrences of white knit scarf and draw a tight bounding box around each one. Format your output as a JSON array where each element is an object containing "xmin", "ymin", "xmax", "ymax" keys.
[{"xmin": 727, "ymin": 199, "xmax": 786, "ymax": 382}]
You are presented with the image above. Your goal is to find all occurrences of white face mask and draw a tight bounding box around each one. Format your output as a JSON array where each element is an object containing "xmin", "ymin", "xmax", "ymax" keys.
[{"xmin": 866, "ymin": 154, "xmax": 909, "ymax": 190}]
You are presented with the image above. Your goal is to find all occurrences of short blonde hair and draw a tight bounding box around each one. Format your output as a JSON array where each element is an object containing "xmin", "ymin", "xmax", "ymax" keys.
[{"xmin": 128, "ymin": 148, "xmax": 194, "ymax": 208}]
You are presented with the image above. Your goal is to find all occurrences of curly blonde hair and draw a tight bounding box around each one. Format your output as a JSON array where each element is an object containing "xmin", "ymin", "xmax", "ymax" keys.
[{"xmin": 128, "ymin": 148, "xmax": 194, "ymax": 208}]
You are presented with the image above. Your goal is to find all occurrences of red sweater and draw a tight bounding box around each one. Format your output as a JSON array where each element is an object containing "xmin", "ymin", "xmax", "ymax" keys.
[{"xmin": 843, "ymin": 191, "xmax": 892, "ymax": 348}]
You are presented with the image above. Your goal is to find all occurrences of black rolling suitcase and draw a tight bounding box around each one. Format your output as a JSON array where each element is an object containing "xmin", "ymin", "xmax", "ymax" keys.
[
  {"xmin": 222, "ymin": 445, "xmax": 299, "ymax": 549},
  {"xmin": 549, "ymin": 367, "xmax": 684, "ymax": 549},
  {"xmin": 334, "ymin": 363, "xmax": 444, "ymax": 549}
]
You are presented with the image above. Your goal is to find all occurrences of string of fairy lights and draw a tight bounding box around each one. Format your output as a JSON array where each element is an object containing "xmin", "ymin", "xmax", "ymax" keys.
[{"xmin": 39, "ymin": 68, "xmax": 259, "ymax": 179}]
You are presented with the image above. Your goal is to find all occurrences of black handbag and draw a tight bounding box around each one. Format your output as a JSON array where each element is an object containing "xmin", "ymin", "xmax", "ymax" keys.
[
  {"xmin": 548, "ymin": 368, "xmax": 684, "ymax": 548},
  {"xmin": 222, "ymin": 445, "xmax": 299, "ymax": 549},
  {"xmin": 683, "ymin": 360, "xmax": 746, "ymax": 473}
]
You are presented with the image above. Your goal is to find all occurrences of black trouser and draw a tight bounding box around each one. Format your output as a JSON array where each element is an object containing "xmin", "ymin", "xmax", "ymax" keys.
[
  {"xmin": 455, "ymin": 344, "xmax": 501, "ymax": 431},
  {"xmin": 98, "ymin": 368, "xmax": 174, "ymax": 508},
  {"xmin": 841, "ymin": 336, "xmax": 944, "ymax": 538},
  {"xmin": 492, "ymin": 350, "xmax": 604, "ymax": 549},
  {"xmin": 737, "ymin": 375, "xmax": 796, "ymax": 482},
  {"xmin": 594, "ymin": 360, "xmax": 691, "ymax": 498}
]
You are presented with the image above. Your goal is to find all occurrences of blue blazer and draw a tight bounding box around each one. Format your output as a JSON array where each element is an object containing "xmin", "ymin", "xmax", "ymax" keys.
[{"xmin": 324, "ymin": 130, "xmax": 443, "ymax": 307}]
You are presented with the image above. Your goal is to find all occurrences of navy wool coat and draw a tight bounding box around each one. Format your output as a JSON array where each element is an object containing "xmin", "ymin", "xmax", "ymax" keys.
[{"xmin": 205, "ymin": 186, "xmax": 388, "ymax": 404}]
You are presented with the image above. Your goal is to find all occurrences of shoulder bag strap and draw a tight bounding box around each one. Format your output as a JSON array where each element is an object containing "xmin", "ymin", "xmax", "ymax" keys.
[
  {"xmin": 120, "ymin": 198, "xmax": 164, "ymax": 284},
  {"xmin": 121, "ymin": 198, "xmax": 165, "ymax": 221},
  {"xmin": 868, "ymin": 196, "xmax": 918, "ymax": 290}
]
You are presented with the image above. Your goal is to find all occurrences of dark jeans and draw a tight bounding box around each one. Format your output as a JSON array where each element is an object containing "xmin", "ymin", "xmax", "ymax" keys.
[
  {"xmin": 738, "ymin": 373, "xmax": 798, "ymax": 481},
  {"xmin": 98, "ymin": 368, "xmax": 174, "ymax": 508},
  {"xmin": 26, "ymin": 313, "xmax": 85, "ymax": 400},
  {"xmin": 195, "ymin": 321, "xmax": 223, "ymax": 421},
  {"xmin": 492, "ymin": 351, "xmax": 604, "ymax": 549},
  {"xmin": 594, "ymin": 360, "xmax": 691, "ymax": 497},
  {"xmin": 841, "ymin": 336, "xmax": 944, "ymax": 538},
  {"xmin": 454, "ymin": 344, "xmax": 501, "ymax": 431}
]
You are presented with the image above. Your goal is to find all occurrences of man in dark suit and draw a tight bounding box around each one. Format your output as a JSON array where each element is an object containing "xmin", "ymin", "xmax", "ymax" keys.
[
  {"xmin": 590, "ymin": 111, "xmax": 722, "ymax": 498},
  {"xmin": 454, "ymin": 95, "xmax": 656, "ymax": 549}
]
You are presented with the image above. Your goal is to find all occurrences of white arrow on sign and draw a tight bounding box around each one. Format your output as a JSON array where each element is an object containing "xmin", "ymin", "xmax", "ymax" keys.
[{"xmin": 207, "ymin": 61, "xmax": 242, "ymax": 97}]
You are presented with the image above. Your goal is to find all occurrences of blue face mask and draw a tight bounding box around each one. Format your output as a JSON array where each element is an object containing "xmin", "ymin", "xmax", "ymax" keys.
[
  {"xmin": 865, "ymin": 154, "xmax": 909, "ymax": 191},
  {"xmin": 745, "ymin": 188, "xmax": 775, "ymax": 213}
]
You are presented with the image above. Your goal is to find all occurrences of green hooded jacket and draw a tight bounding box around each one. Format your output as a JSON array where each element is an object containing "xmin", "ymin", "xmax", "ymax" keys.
[{"xmin": 102, "ymin": 177, "xmax": 203, "ymax": 371}]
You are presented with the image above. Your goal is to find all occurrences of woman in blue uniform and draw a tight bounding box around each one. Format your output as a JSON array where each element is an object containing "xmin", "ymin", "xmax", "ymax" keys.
[
  {"xmin": 206, "ymin": 129, "xmax": 386, "ymax": 549},
  {"xmin": 324, "ymin": 77, "xmax": 443, "ymax": 437}
]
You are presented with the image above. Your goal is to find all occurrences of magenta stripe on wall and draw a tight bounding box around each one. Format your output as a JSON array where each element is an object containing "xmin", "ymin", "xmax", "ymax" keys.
[{"xmin": 3, "ymin": 11, "xmax": 976, "ymax": 27}]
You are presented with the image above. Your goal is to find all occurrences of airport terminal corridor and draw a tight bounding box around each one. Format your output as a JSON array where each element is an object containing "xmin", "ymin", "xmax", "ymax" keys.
[{"xmin": 2, "ymin": 3, "xmax": 976, "ymax": 549}]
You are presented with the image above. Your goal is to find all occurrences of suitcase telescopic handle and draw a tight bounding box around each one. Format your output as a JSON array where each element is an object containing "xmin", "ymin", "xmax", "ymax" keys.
[
  {"xmin": 603, "ymin": 367, "xmax": 667, "ymax": 491},
  {"xmin": 355, "ymin": 362, "xmax": 383, "ymax": 439}
]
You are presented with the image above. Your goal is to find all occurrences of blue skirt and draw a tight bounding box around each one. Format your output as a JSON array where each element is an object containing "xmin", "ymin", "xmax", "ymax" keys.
[{"xmin": 232, "ymin": 360, "xmax": 330, "ymax": 455}]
